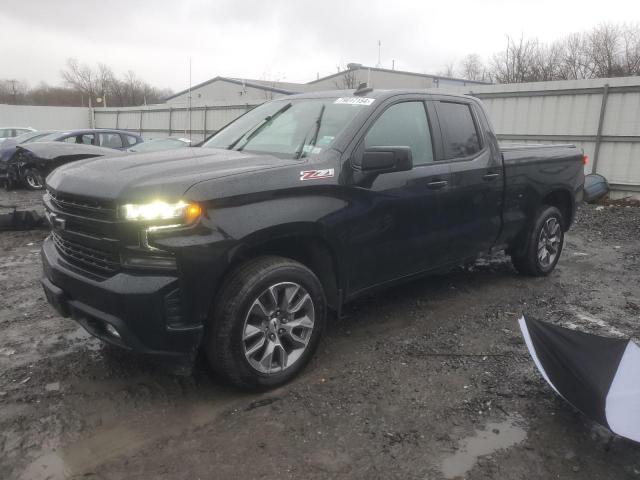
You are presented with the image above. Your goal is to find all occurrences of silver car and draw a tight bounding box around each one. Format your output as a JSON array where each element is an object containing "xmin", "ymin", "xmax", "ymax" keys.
[{"xmin": 0, "ymin": 127, "xmax": 36, "ymax": 145}]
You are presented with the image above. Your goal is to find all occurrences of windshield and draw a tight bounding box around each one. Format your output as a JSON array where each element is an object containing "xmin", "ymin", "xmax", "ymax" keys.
[
  {"xmin": 203, "ymin": 98, "xmax": 366, "ymax": 158},
  {"xmin": 14, "ymin": 131, "xmax": 48, "ymax": 143},
  {"xmin": 34, "ymin": 132, "xmax": 64, "ymax": 142}
]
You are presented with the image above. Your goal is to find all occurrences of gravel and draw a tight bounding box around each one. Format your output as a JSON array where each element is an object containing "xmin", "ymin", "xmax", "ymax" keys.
[{"xmin": 0, "ymin": 202, "xmax": 639, "ymax": 479}]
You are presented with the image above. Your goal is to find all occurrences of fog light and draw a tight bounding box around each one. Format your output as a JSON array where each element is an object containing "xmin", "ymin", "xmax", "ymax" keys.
[
  {"xmin": 105, "ymin": 323, "xmax": 121, "ymax": 339},
  {"xmin": 122, "ymin": 255, "xmax": 177, "ymax": 269}
]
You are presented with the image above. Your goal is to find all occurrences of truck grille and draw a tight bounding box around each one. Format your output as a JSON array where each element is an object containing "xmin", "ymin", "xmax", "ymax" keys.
[
  {"xmin": 52, "ymin": 232, "xmax": 120, "ymax": 275},
  {"xmin": 48, "ymin": 190, "xmax": 117, "ymax": 221}
]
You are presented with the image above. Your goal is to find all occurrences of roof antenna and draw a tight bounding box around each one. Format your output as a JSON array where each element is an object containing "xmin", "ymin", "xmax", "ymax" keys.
[{"xmin": 354, "ymin": 82, "xmax": 373, "ymax": 96}]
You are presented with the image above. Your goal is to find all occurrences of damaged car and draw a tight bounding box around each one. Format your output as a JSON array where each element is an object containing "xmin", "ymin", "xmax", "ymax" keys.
[
  {"xmin": 4, "ymin": 142, "xmax": 121, "ymax": 190},
  {"xmin": 1, "ymin": 129, "xmax": 143, "ymax": 190}
]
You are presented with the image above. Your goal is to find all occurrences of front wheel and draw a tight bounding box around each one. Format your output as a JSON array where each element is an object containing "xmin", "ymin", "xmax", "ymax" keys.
[
  {"xmin": 511, "ymin": 206, "xmax": 565, "ymax": 276},
  {"xmin": 205, "ymin": 256, "xmax": 326, "ymax": 390},
  {"xmin": 23, "ymin": 168, "xmax": 45, "ymax": 190}
]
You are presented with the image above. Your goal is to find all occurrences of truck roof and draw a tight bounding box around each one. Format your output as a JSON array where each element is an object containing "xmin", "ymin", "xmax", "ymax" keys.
[{"xmin": 285, "ymin": 88, "xmax": 473, "ymax": 101}]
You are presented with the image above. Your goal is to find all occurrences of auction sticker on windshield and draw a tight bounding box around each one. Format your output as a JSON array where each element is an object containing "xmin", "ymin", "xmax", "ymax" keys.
[{"xmin": 334, "ymin": 97, "xmax": 375, "ymax": 106}]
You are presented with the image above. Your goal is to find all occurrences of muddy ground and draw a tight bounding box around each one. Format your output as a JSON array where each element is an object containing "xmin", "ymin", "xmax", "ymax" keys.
[{"xmin": 1, "ymin": 202, "xmax": 639, "ymax": 480}]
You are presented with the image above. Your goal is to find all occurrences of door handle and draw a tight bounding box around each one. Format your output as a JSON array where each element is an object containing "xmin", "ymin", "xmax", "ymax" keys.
[
  {"xmin": 483, "ymin": 172, "xmax": 500, "ymax": 181},
  {"xmin": 426, "ymin": 180, "xmax": 448, "ymax": 189}
]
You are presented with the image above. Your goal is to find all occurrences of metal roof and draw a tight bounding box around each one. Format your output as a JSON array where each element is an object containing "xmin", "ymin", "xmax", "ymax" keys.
[{"xmin": 306, "ymin": 65, "xmax": 490, "ymax": 86}]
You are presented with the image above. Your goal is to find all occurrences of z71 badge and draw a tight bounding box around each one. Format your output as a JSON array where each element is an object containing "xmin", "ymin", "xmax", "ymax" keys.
[{"xmin": 300, "ymin": 169, "xmax": 335, "ymax": 181}]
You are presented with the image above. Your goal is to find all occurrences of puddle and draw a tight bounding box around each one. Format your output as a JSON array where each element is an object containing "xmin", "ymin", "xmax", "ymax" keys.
[
  {"xmin": 21, "ymin": 391, "xmax": 241, "ymax": 477},
  {"xmin": 441, "ymin": 415, "xmax": 527, "ymax": 479}
]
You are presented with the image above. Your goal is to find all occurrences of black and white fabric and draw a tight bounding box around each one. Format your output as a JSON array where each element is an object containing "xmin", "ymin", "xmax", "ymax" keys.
[{"xmin": 519, "ymin": 316, "xmax": 640, "ymax": 442}]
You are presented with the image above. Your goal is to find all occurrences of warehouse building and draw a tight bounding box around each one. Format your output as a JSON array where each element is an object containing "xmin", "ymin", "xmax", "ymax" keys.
[
  {"xmin": 165, "ymin": 77, "xmax": 309, "ymax": 106},
  {"xmin": 165, "ymin": 63, "xmax": 488, "ymax": 106}
]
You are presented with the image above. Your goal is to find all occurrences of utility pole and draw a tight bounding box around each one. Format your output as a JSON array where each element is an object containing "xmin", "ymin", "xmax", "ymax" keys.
[
  {"xmin": 376, "ymin": 40, "xmax": 381, "ymax": 68},
  {"xmin": 88, "ymin": 95, "xmax": 94, "ymax": 128},
  {"xmin": 188, "ymin": 57, "xmax": 192, "ymax": 140}
]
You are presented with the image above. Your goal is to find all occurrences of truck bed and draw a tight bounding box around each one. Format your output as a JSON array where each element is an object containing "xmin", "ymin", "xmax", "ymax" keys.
[{"xmin": 496, "ymin": 142, "xmax": 585, "ymax": 250}]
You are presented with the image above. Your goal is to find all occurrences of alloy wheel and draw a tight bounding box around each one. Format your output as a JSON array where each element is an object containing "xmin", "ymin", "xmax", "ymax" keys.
[
  {"xmin": 242, "ymin": 281, "xmax": 315, "ymax": 374},
  {"xmin": 25, "ymin": 173, "xmax": 43, "ymax": 189},
  {"xmin": 537, "ymin": 217, "xmax": 561, "ymax": 268}
]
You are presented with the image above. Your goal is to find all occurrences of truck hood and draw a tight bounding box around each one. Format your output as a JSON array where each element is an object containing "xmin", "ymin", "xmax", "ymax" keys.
[{"xmin": 46, "ymin": 147, "xmax": 298, "ymax": 202}]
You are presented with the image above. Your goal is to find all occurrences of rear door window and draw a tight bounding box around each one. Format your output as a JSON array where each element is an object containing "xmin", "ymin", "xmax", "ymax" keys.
[
  {"xmin": 63, "ymin": 134, "xmax": 96, "ymax": 145},
  {"xmin": 99, "ymin": 132, "xmax": 124, "ymax": 148},
  {"xmin": 364, "ymin": 101, "xmax": 434, "ymax": 165},
  {"xmin": 435, "ymin": 101, "xmax": 482, "ymax": 159}
]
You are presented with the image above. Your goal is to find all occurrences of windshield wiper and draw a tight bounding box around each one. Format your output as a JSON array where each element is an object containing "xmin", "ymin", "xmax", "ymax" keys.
[
  {"xmin": 294, "ymin": 104, "xmax": 325, "ymax": 160},
  {"xmin": 228, "ymin": 102, "xmax": 292, "ymax": 151}
]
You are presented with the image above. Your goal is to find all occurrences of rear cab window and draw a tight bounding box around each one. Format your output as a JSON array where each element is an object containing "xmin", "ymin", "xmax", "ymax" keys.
[{"xmin": 435, "ymin": 101, "xmax": 482, "ymax": 159}]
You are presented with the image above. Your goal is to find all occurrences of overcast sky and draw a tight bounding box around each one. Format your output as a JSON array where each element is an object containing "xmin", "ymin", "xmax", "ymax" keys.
[{"xmin": 1, "ymin": 0, "xmax": 639, "ymax": 91}]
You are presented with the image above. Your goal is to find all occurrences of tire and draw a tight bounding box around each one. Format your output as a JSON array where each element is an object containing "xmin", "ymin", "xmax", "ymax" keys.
[
  {"xmin": 23, "ymin": 168, "xmax": 44, "ymax": 190},
  {"xmin": 205, "ymin": 255, "xmax": 326, "ymax": 390},
  {"xmin": 511, "ymin": 205, "xmax": 565, "ymax": 277}
]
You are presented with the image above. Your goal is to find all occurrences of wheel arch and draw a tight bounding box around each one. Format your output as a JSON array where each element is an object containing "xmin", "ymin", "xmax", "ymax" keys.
[
  {"xmin": 217, "ymin": 226, "xmax": 344, "ymax": 313},
  {"xmin": 541, "ymin": 188, "xmax": 574, "ymax": 230}
]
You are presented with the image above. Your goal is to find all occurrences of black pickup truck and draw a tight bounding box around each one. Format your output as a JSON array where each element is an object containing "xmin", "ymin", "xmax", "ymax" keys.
[{"xmin": 41, "ymin": 89, "xmax": 585, "ymax": 389}]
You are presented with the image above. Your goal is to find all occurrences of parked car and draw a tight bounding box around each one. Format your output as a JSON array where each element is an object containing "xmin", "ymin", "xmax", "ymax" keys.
[
  {"xmin": 1, "ymin": 131, "xmax": 59, "ymax": 188},
  {"xmin": 41, "ymin": 89, "xmax": 585, "ymax": 389},
  {"xmin": 128, "ymin": 137, "xmax": 191, "ymax": 153},
  {"xmin": 1, "ymin": 129, "xmax": 142, "ymax": 189},
  {"xmin": 6, "ymin": 142, "xmax": 121, "ymax": 190},
  {"xmin": 0, "ymin": 127, "xmax": 36, "ymax": 145},
  {"xmin": 32, "ymin": 129, "xmax": 143, "ymax": 151}
]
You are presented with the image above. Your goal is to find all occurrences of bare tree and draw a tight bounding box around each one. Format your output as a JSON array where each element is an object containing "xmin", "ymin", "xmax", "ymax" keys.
[
  {"xmin": 531, "ymin": 42, "xmax": 564, "ymax": 81},
  {"xmin": 0, "ymin": 79, "xmax": 28, "ymax": 104},
  {"xmin": 620, "ymin": 24, "xmax": 640, "ymax": 75},
  {"xmin": 61, "ymin": 58, "xmax": 98, "ymax": 105},
  {"xmin": 2, "ymin": 58, "xmax": 171, "ymax": 107},
  {"xmin": 490, "ymin": 36, "xmax": 541, "ymax": 83},
  {"xmin": 556, "ymin": 33, "xmax": 591, "ymax": 79},
  {"xmin": 123, "ymin": 70, "xmax": 143, "ymax": 105},
  {"xmin": 438, "ymin": 62, "xmax": 456, "ymax": 78},
  {"xmin": 586, "ymin": 23, "xmax": 623, "ymax": 78},
  {"xmin": 459, "ymin": 54, "xmax": 488, "ymax": 81}
]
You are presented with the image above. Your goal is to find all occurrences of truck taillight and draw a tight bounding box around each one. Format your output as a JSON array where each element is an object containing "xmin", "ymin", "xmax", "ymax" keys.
[{"xmin": 582, "ymin": 154, "xmax": 589, "ymax": 165}]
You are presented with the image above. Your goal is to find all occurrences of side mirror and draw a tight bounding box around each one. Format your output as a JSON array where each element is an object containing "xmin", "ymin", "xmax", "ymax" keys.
[{"xmin": 360, "ymin": 146, "xmax": 413, "ymax": 173}]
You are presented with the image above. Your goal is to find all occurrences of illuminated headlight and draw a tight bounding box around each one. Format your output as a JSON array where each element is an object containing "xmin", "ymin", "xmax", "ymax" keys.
[{"xmin": 120, "ymin": 200, "xmax": 202, "ymax": 223}]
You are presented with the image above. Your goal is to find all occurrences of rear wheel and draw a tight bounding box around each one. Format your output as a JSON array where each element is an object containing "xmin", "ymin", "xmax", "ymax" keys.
[
  {"xmin": 23, "ymin": 168, "xmax": 44, "ymax": 190},
  {"xmin": 511, "ymin": 206, "xmax": 565, "ymax": 276},
  {"xmin": 205, "ymin": 256, "xmax": 326, "ymax": 390}
]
